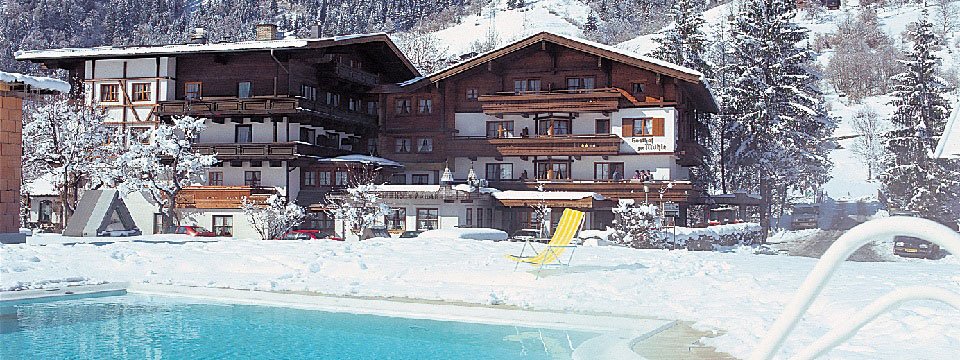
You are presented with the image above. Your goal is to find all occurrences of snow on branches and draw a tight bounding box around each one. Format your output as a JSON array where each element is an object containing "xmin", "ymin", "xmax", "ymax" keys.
[
  {"xmin": 115, "ymin": 116, "xmax": 217, "ymax": 227},
  {"xmin": 323, "ymin": 167, "xmax": 389, "ymax": 238},
  {"xmin": 241, "ymin": 195, "xmax": 306, "ymax": 240},
  {"xmin": 612, "ymin": 200, "xmax": 664, "ymax": 249}
]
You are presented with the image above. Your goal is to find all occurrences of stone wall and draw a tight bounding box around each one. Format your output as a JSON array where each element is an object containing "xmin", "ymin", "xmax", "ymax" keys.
[{"xmin": 0, "ymin": 94, "xmax": 24, "ymax": 242}]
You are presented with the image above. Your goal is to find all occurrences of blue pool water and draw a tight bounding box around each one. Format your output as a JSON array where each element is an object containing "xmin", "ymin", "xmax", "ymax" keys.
[{"xmin": 0, "ymin": 293, "xmax": 595, "ymax": 359}]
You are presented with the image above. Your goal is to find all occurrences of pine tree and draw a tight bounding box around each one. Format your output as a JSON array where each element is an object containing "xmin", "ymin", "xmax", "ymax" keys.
[
  {"xmin": 649, "ymin": 0, "xmax": 710, "ymax": 77},
  {"xmin": 882, "ymin": 11, "xmax": 960, "ymax": 225},
  {"xmin": 723, "ymin": 0, "xmax": 836, "ymax": 232}
]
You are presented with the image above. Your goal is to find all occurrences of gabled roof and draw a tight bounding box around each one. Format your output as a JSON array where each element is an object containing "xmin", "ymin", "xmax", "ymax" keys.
[
  {"xmin": 414, "ymin": 32, "xmax": 704, "ymax": 85},
  {"xmin": 400, "ymin": 32, "xmax": 717, "ymax": 112},
  {"xmin": 16, "ymin": 33, "xmax": 420, "ymax": 78},
  {"xmin": 935, "ymin": 101, "xmax": 959, "ymax": 159}
]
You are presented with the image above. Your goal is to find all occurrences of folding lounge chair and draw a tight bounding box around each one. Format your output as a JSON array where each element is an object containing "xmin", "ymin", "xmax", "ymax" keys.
[{"xmin": 507, "ymin": 208, "xmax": 585, "ymax": 277}]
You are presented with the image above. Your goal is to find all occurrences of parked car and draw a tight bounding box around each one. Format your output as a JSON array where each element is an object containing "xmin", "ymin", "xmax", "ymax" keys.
[
  {"xmin": 398, "ymin": 231, "xmax": 422, "ymax": 238},
  {"xmin": 362, "ymin": 226, "xmax": 391, "ymax": 240},
  {"xmin": 167, "ymin": 225, "xmax": 216, "ymax": 237},
  {"xmin": 510, "ymin": 229, "xmax": 547, "ymax": 243},
  {"xmin": 894, "ymin": 236, "xmax": 943, "ymax": 259},
  {"xmin": 279, "ymin": 230, "xmax": 343, "ymax": 241},
  {"xmin": 791, "ymin": 204, "xmax": 820, "ymax": 230}
]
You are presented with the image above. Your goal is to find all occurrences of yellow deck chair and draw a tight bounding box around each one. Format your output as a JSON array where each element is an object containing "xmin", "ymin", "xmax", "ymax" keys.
[{"xmin": 507, "ymin": 208, "xmax": 585, "ymax": 276}]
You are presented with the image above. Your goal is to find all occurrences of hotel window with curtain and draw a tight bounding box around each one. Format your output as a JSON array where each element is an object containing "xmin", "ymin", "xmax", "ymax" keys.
[
  {"xmin": 416, "ymin": 209, "xmax": 439, "ymax": 230},
  {"xmin": 418, "ymin": 99, "xmax": 432, "ymax": 113},
  {"xmin": 100, "ymin": 84, "xmax": 119, "ymax": 102},
  {"xmin": 395, "ymin": 138, "xmax": 411, "ymax": 153},
  {"xmin": 416, "ymin": 138, "xmax": 433, "ymax": 153},
  {"xmin": 485, "ymin": 163, "xmax": 513, "ymax": 181},
  {"xmin": 132, "ymin": 83, "xmax": 151, "ymax": 102},
  {"xmin": 486, "ymin": 121, "xmax": 514, "ymax": 138}
]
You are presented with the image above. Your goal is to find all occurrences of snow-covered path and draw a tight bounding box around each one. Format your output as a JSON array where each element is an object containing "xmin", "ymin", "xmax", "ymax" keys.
[{"xmin": 3, "ymin": 235, "xmax": 959, "ymax": 359}]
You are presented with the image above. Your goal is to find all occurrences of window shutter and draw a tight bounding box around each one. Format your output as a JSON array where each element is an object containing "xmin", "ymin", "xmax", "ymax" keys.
[
  {"xmin": 653, "ymin": 118, "xmax": 665, "ymax": 137},
  {"xmin": 622, "ymin": 119, "xmax": 634, "ymax": 137}
]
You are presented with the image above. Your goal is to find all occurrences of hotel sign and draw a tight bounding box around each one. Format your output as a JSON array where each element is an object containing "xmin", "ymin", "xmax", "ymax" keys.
[{"xmin": 628, "ymin": 136, "xmax": 671, "ymax": 152}]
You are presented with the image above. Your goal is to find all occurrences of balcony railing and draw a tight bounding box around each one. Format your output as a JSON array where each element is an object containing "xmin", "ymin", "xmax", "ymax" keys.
[
  {"xmin": 323, "ymin": 63, "xmax": 380, "ymax": 87},
  {"xmin": 451, "ymin": 134, "xmax": 622, "ymax": 157},
  {"xmin": 478, "ymin": 88, "xmax": 626, "ymax": 114},
  {"xmin": 676, "ymin": 141, "xmax": 708, "ymax": 166},
  {"xmin": 488, "ymin": 179, "xmax": 699, "ymax": 203},
  {"xmin": 157, "ymin": 96, "xmax": 377, "ymax": 127},
  {"xmin": 192, "ymin": 142, "xmax": 347, "ymax": 160},
  {"xmin": 175, "ymin": 186, "xmax": 277, "ymax": 209}
]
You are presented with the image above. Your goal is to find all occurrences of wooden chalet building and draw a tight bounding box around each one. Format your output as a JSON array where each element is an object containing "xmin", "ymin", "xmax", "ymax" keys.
[
  {"xmin": 378, "ymin": 32, "xmax": 717, "ymax": 230},
  {"xmin": 17, "ymin": 26, "xmax": 416, "ymax": 238}
]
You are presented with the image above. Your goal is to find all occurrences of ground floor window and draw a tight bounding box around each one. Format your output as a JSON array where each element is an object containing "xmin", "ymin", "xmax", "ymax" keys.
[
  {"xmin": 476, "ymin": 208, "xmax": 484, "ymax": 228},
  {"xmin": 306, "ymin": 212, "xmax": 334, "ymax": 230},
  {"xmin": 487, "ymin": 208, "xmax": 493, "ymax": 228},
  {"xmin": 465, "ymin": 208, "xmax": 473, "ymax": 227},
  {"xmin": 212, "ymin": 215, "xmax": 233, "ymax": 236},
  {"xmin": 416, "ymin": 208, "xmax": 439, "ymax": 230},
  {"xmin": 153, "ymin": 213, "xmax": 164, "ymax": 234},
  {"xmin": 385, "ymin": 208, "xmax": 406, "ymax": 230},
  {"xmin": 38, "ymin": 200, "xmax": 53, "ymax": 223}
]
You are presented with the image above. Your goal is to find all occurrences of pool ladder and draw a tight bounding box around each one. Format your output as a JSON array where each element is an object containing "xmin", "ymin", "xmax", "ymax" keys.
[{"xmin": 750, "ymin": 216, "xmax": 960, "ymax": 360}]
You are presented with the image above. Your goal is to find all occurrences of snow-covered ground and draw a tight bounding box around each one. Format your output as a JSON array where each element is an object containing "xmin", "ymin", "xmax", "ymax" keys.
[{"xmin": 3, "ymin": 234, "xmax": 960, "ymax": 359}]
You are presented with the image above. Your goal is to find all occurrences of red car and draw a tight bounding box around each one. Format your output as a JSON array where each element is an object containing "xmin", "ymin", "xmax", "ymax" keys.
[
  {"xmin": 279, "ymin": 230, "xmax": 343, "ymax": 241},
  {"xmin": 167, "ymin": 225, "xmax": 217, "ymax": 237}
]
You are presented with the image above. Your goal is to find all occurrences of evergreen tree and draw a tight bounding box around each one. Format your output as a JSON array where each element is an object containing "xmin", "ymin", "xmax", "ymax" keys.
[
  {"xmin": 882, "ymin": 11, "xmax": 960, "ymax": 225},
  {"xmin": 723, "ymin": 0, "xmax": 836, "ymax": 232},
  {"xmin": 649, "ymin": 0, "xmax": 710, "ymax": 77}
]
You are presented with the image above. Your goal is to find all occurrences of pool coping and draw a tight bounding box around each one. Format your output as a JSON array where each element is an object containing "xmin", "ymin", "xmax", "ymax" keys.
[{"xmin": 3, "ymin": 283, "xmax": 674, "ymax": 359}]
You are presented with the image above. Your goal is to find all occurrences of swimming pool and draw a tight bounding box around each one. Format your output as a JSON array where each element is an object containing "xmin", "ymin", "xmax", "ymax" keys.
[{"xmin": 0, "ymin": 293, "xmax": 596, "ymax": 359}]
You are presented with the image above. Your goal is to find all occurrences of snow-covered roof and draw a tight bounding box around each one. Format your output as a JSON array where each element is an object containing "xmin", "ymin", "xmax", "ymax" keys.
[
  {"xmin": 935, "ymin": 102, "xmax": 960, "ymax": 159},
  {"xmin": 492, "ymin": 190, "xmax": 604, "ymax": 201},
  {"xmin": 409, "ymin": 31, "xmax": 703, "ymax": 87},
  {"xmin": 371, "ymin": 185, "xmax": 443, "ymax": 192},
  {"xmin": 0, "ymin": 71, "xmax": 70, "ymax": 93},
  {"xmin": 316, "ymin": 154, "xmax": 403, "ymax": 168},
  {"xmin": 24, "ymin": 173, "xmax": 58, "ymax": 196}
]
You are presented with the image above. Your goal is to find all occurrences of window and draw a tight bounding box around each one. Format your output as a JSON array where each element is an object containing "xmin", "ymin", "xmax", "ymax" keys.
[
  {"xmin": 318, "ymin": 171, "xmax": 331, "ymax": 186},
  {"xmin": 594, "ymin": 162, "xmax": 625, "ymax": 180},
  {"xmin": 395, "ymin": 138, "xmax": 411, "ymax": 153},
  {"xmin": 395, "ymin": 99, "xmax": 412, "ymax": 114},
  {"xmin": 301, "ymin": 85, "xmax": 317, "ymax": 101},
  {"xmin": 537, "ymin": 119, "xmax": 571, "ymax": 136},
  {"xmin": 349, "ymin": 98, "xmax": 359, "ymax": 111},
  {"xmin": 235, "ymin": 125, "xmax": 253, "ymax": 143},
  {"xmin": 304, "ymin": 170, "xmax": 316, "ymax": 186},
  {"xmin": 411, "ymin": 174, "xmax": 429, "ymax": 185},
  {"xmin": 100, "ymin": 84, "xmax": 119, "ymax": 102},
  {"xmin": 324, "ymin": 93, "xmax": 340, "ymax": 106},
  {"xmin": 153, "ymin": 213, "xmax": 165, "ymax": 235},
  {"xmin": 465, "ymin": 209, "xmax": 473, "ymax": 227},
  {"xmin": 390, "ymin": 174, "xmax": 406, "ymax": 184},
  {"xmin": 595, "ymin": 119, "xmax": 610, "ymax": 134},
  {"xmin": 566, "ymin": 77, "xmax": 595, "ymax": 91},
  {"xmin": 487, "ymin": 209, "xmax": 493, "ymax": 228},
  {"xmin": 486, "ymin": 121, "xmax": 514, "ymax": 138},
  {"xmin": 418, "ymin": 99, "xmax": 432, "ymax": 113},
  {"xmin": 631, "ymin": 83, "xmax": 645, "ymax": 96},
  {"xmin": 367, "ymin": 101, "xmax": 378, "ymax": 115},
  {"xmin": 132, "ymin": 83, "xmax": 151, "ymax": 102},
  {"xmin": 385, "ymin": 208, "xmax": 406, "ymax": 231},
  {"xmin": 476, "ymin": 208, "xmax": 484, "ymax": 228},
  {"xmin": 185, "ymin": 82, "xmax": 202, "ymax": 100},
  {"xmin": 335, "ymin": 171, "xmax": 349, "ymax": 186},
  {"xmin": 238, "ymin": 82, "xmax": 252, "ymax": 98},
  {"xmin": 38, "ymin": 200, "xmax": 53, "ymax": 223},
  {"xmin": 536, "ymin": 161, "xmax": 571, "ymax": 180},
  {"xmin": 208, "ymin": 171, "xmax": 224, "ymax": 186},
  {"xmin": 230, "ymin": 160, "xmax": 243, "ymax": 167},
  {"xmin": 308, "ymin": 212, "xmax": 335, "ymax": 230},
  {"xmin": 416, "ymin": 208, "xmax": 439, "ymax": 230},
  {"xmin": 300, "ymin": 128, "xmax": 316, "ymax": 144},
  {"xmin": 416, "ymin": 138, "xmax": 433, "ymax": 153},
  {"xmin": 244, "ymin": 171, "xmax": 262, "ymax": 187},
  {"xmin": 514, "ymin": 79, "xmax": 541, "ymax": 93},
  {"xmin": 250, "ymin": 160, "xmax": 263, "ymax": 168},
  {"xmin": 485, "ymin": 163, "xmax": 513, "ymax": 181},
  {"xmin": 466, "ymin": 88, "xmax": 479, "ymax": 100},
  {"xmin": 212, "ymin": 215, "xmax": 233, "ymax": 236},
  {"xmin": 622, "ymin": 118, "xmax": 665, "ymax": 137}
]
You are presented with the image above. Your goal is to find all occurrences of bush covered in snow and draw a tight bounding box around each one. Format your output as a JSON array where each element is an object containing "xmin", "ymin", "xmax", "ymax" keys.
[{"xmin": 611, "ymin": 201, "xmax": 664, "ymax": 248}]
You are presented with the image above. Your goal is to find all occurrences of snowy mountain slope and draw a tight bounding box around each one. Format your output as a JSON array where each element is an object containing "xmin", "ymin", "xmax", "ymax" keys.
[{"xmin": 429, "ymin": 0, "xmax": 593, "ymax": 57}]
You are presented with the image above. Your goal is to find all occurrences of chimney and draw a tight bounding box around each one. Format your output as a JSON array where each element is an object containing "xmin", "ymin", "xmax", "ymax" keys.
[
  {"xmin": 255, "ymin": 24, "xmax": 278, "ymax": 41},
  {"xmin": 188, "ymin": 28, "xmax": 208, "ymax": 44}
]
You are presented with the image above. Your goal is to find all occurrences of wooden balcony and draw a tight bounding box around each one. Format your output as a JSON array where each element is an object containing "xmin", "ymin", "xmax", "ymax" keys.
[
  {"xmin": 676, "ymin": 141, "xmax": 707, "ymax": 166},
  {"xmin": 193, "ymin": 142, "xmax": 347, "ymax": 160},
  {"xmin": 488, "ymin": 180, "xmax": 700, "ymax": 203},
  {"xmin": 175, "ymin": 186, "xmax": 277, "ymax": 209},
  {"xmin": 451, "ymin": 134, "xmax": 622, "ymax": 157},
  {"xmin": 321, "ymin": 63, "xmax": 380, "ymax": 87},
  {"xmin": 157, "ymin": 96, "xmax": 376, "ymax": 127},
  {"xmin": 478, "ymin": 88, "xmax": 624, "ymax": 114}
]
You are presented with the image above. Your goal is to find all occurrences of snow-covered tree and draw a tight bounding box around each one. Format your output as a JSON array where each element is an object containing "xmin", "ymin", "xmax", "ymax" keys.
[
  {"xmin": 530, "ymin": 184, "xmax": 551, "ymax": 235},
  {"xmin": 649, "ymin": 0, "xmax": 710, "ymax": 77},
  {"xmin": 611, "ymin": 200, "xmax": 663, "ymax": 248},
  {"xmin": 21, "ymin": 95, "xmax": 117, "ymax": 227},
  {"xmin": 882, "ymin": 12, "xmax": 960, "ymax": 224},
  {"xmin": 826, "ymin": 7, "xmax": 902, "ymax": 101},
  {"xmin": 241, "ymin": 195, "xmax": 306, "ymax": 240},
  {"xmin": 115, "ymin": 116, "xmax": 217, "ymax": 228},
  {"xmin": 723, "ymin": 0, "xmax": 836, "ymax": 232},
  {"xmin": 393, "ymin": 30, "xmax": 450, "ymax": 74},
  {"xmin": 324, "ymin": 167, "xmax": 389, "ymax": 238},
  {"xmin": 850, "ymin": 107, "xmax": 887, "ymax": 180}
]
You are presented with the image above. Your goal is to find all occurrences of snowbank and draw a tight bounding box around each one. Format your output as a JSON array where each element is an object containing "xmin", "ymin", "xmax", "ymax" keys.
[{"xmin": 418, "ymin": 228, "xmax": 508, "ymax": 241}]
